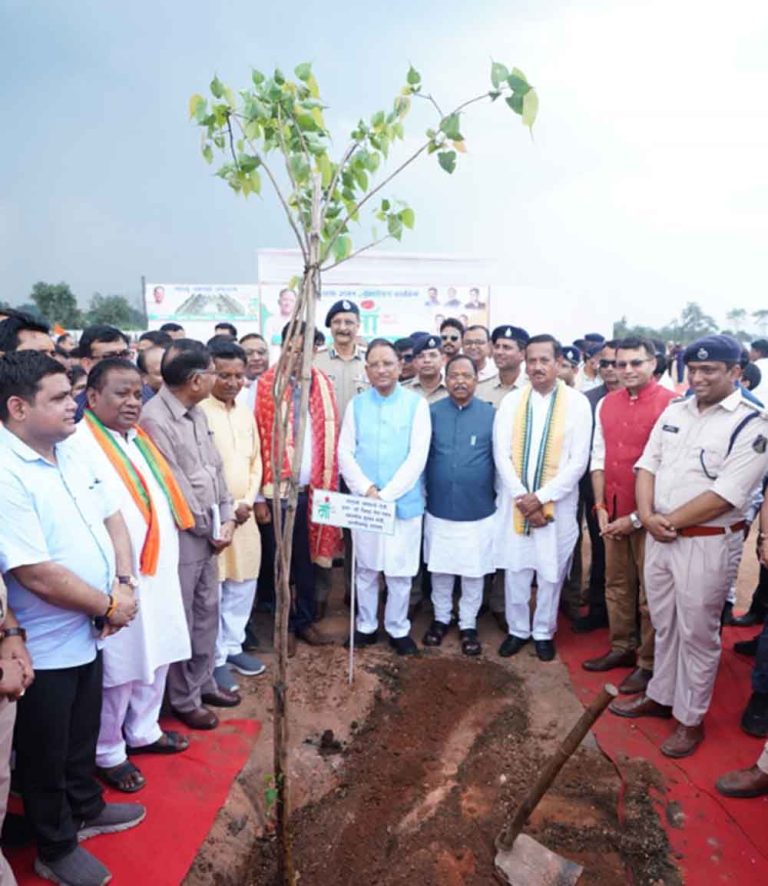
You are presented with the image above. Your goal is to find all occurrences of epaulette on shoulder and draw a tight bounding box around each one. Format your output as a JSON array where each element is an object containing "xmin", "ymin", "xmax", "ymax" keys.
[
  {"xmin": 738, "ymin": 396, "xmax": 763, "ymax": 413},
  {"xmin": 670, "ymin": 395, "xmax": 687, "ymax": 404}
]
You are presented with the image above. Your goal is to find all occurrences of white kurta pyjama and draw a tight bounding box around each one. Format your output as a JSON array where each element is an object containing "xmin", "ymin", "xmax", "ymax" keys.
[
  {"xmin": 338, "ymin": 396, "xmax": 431, "ymax": 578},
  {"xmin": 493, "ymin": 384, "xmax": 592, "ymax": 584},
  {"xmin": 423, "ymin": 512, "xmax": 495, "ymax": 578},
  {"xmin": 74, "ymin": 423, "xmax": 191, "ymax": 686}
]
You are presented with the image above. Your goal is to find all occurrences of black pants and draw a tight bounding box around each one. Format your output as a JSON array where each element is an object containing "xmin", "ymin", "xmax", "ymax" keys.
[
  {"xmin": 267, "ymin": 492, "xmax": 317, "ymax": 633},
  {"xmin": 14, "ymin": 653, "xmax": 105, "ymax": 862},
  {"xmin": 581, "ymin": 472, "xmax": 607, "ymax": 618}
]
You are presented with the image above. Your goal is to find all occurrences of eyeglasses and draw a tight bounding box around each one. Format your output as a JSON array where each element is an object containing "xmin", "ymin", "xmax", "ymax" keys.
[
  {"xmin": 94, "ymin": 349, "xmax": 132, "ymax": 361},
  {"xmin": 616, "ymin": 359, "xmax": 652, "ymax": 369},
  {"xmin": 599, "ymin": 359, "xmax": 617, "ymax": 368},
  {"xmin": 402, "ymin": 354, "xmax": 414, "ymax": 363},
  {"xmin": 441, "ymin": 334, "xmax": 460, "ymax": 342},
  {"xmin": 463, "ymin": 339, "xmax": 487, "ymax": 348}
]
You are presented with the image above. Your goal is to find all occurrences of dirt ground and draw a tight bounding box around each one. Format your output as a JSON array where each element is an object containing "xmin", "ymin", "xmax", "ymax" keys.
[{"xmin": 185, "ymin": 532, "xmax": 760, "ymax": 885}]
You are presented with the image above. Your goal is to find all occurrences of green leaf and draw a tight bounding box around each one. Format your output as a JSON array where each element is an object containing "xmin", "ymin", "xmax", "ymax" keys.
[
  {"xmin": 238, "ymin": 154, "xmax": 260, "ymax": 172},
  {"xmin": 353, "ymin": 166, "xmax": 369, "ymax": 191},
  {"xmin": 381, "ymin": 198, "xmax": 390, "ymax": 211},
  {"xmin": 188, "ymin": 93, "xmax": 206, "ymax": 120},
  {"xmin": 522, "ymin": 89, "xmax": 539, "ymax": 129},
  {"xmin": 371, "ymin": 110, "xmax": 385, "ymax": 129},
  {"xmin": 387, "ymin": 214, "xmax": 404, "ymax": 241},
  {"xmin": 401, "ymin": 207, "xmax": 415, "ymax": 229},
  {"xmin": 333, "ymin": 235, "xmax": 352, "ymax": 262},
  {"xmin": 274, "ymin": 68, "xmax": 285, "ymax": 85},
  {"xmin": 251, "ymin": 69, "xmax": 265, "ymax": 86},
  {"xmin": 288, "ymin": 154, "xmax": 310, "ymax": 183},
  {"xmin": 491, "ymin": 62, "xmax": 509, "ymax": 89},
  {"xmin": 437, "ymin": 150, "xmax": 457, "ymax": 174},
  {"xmin": 243, "ymin": 119, "xmax": 261, "ymax": 140},
  {"xmin": 406, "ymin": 65, "xmax": 421, "ymax": 86},
  {"xmin": 440, "ymin": 113, "xmax": 462, "ymax": 141},
  {"xmin": 317, "ymin": 153, "xmax": 333, "ymax": 188},
  {"xmin": 507, "ymin": 73, "xmax": 531, "ymax": 95},
  {"xmin": 506, "ymin": 93, "xmax": 524, "ymax": 114},
  {"xmin": 249, "ymin": 170, "xmax": 262, "ymax": 194},
  {"xmin": 202, "ymin": 143, "xmax": 213, "ymax": 164},
  {"xmin": 210, "ymin": 76, "xmax": 224, "ymax": 99},
  {"xmin": 295, "ymin": 62, "xmax": 312, "ymax": 82}
]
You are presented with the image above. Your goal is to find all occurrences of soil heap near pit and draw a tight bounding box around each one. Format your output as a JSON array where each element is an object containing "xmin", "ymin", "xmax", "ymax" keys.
[{"xmin": 249, "ymin": 655, "xmax": 677, "ymax": 885}]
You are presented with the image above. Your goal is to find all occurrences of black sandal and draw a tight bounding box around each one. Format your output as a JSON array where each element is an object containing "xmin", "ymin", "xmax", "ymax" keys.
[
  {"xmin": 96, "ymin": 760, "xmax": 146, "ymax": 793},
  {"xmin": 460, "ymin": 629, "xmax": 482, "ymax": 656},
  {"xmin": 127, "ymin": 730, "xmax": 190, "ymax": 755},
  {"xmin": 422, "ymin": 620, "xmax": 450, "ymax": 647}
]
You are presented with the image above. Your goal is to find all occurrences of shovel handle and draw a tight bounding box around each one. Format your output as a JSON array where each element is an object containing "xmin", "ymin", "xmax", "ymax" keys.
[{"xmin": 497, "ymin": 683, "xmax": 618, "ymax": 851}]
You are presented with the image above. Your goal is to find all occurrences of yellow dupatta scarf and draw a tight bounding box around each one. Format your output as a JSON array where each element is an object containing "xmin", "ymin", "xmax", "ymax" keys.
[{"xmin": 511, "ymin": 381, "xmax": 568, "ymax": 534}]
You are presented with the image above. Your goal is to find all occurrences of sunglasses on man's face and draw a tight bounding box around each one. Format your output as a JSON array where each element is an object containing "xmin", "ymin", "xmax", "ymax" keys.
[
  {"xmin": 441, "ymin": 334, "xmax": 460, "ymax": 342},
  {"xmin": 599, "ymin": 359, "xmax": 616, "ymax": 368},
  {"xmin": 616, "ymin": 358, "xmax": 652, "ymax": 369}
]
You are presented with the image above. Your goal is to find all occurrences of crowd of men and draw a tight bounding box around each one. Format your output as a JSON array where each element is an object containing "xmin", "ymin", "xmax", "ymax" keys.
[{"xmin": 1, "ymin": 300, "xmax": 768, "ymax": 885}]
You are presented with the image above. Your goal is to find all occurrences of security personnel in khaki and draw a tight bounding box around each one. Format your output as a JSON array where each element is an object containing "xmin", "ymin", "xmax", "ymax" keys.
[
  {"xmin": 610, "ymin": 334, "xmax": 768, "ymax": 758},
  {"xmin": 313, "ymin": 299, "xmax": 368, "ymax": 419},
  {"xmin": 476, "ymin": 325, "xmax": 528, "ymax": 409},
  {"xmin": 405, "ymin": 335, "xmax": 449, "ymax": 403}
]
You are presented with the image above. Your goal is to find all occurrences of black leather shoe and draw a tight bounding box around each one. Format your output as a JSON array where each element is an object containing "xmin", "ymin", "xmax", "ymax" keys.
[
  {"xmin": 734, "ymin": 637, "xmax": 759, "ymax": 656},
  {"xmin": 344, "ymin": 629, "xmax": 378, "ymax": 648},
  {"xmin": 389, "ymin": 635, "xmax": 419, "ymax": 656},
  {"xmin": 201, "ymin": 688, "xmax": 241, "ymax": 708},
  {"xmin": 571, "ymin": 611, "xmax": 609, "ymax": 633},
  {"xmin": 732, "ymin": 610, "xmax": 765, "ymax": 628},
  {"xmin": 534, "ymin": 640, "xmax": 556, "ymax": 662},
  {"xmin": 498, "ymin": 635, "xmax": 529, "ymax": 657},
  {"xmin": 741, "ymin": 691, "xmax": 768, "ymax": 737}
]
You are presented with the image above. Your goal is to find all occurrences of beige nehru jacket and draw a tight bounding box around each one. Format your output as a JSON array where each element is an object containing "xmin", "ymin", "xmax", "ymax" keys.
[
  {"xmin": 636, "ymin": 389, "xmax": 768, "ymax": 525},
  {"xmin": 313, "ymin": 346, "xmax": 368, "ymax": 420}
]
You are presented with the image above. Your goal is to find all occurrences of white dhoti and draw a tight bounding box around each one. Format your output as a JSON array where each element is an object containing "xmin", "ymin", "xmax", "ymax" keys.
[
  {"xmin": 216, "ymin": 578, "xmax": 258, "ymax": 666},
  {"xmin": 96, "ymin": 665, "xmax": 169, "ymax": 767},
  {"xmin": 425, "ymin": 512, "xmax": 494, "ymax": 630}
]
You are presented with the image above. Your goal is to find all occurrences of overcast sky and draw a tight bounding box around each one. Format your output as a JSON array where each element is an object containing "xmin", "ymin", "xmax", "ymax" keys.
[{"xmin": 1, "ymin": 0, "xmax": 766, "ymax": 335}]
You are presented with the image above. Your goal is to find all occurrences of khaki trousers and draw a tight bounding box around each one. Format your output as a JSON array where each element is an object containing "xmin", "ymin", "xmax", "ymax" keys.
[
  {"xmin": 644, "ymin": 534, "xmax": 730, "ymax": 726},
  {"xmin": 0, "ymin": 699, "xmax": 18, "ymax": 885},
  {"xmin": 604, "ymin": 529, "xmax": 654, "ymax": 670}
]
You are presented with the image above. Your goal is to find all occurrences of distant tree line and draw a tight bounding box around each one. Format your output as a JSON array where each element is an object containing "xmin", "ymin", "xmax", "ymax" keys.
[
  {"xmin": 1, "ymin": 281, "xmax": 146, "ymax": 330},
  {"xmin": 614, "ymin": 301, "xmax": 768, "ymax": 346}
]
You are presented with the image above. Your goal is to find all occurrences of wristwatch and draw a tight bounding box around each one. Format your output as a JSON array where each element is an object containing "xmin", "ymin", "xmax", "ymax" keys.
[
  {"xmin": 629, "ymin": 512, "xmax": 643, "ymax": 530},
  {"xmin": 0, "ymin": 627, "xmax": 27, "ymax": 642},
  {"xmin": 116, "ymin": 575, "xmax": 138, "ymax": 589}
]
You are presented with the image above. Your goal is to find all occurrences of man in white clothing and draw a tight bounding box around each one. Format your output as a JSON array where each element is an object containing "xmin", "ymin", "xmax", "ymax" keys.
[
  {"xmin": 76, "ymin": 358, "xmax": 192, "ymax": 792},
  {"xmin": 338, "ymin": 338, "xmax": 431, "ymax": 656},
  {"xmin": 493, "ymin": 335, "xmax": 592, "ymax": 661}
]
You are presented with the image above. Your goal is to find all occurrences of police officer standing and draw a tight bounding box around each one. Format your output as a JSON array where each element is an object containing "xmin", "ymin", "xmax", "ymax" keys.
[{"xmin": 610, "ymin": 335, "xmax": 768, "ymax": 758}]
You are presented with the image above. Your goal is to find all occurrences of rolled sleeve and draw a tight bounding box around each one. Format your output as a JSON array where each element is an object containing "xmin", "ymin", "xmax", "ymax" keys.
[
  {"xmin": 634, "ymin": 411, "xmax": 665, "ymax": 475},
  {"xmin": 0, "ymin": 472, "xmax": 51, "ymax": 571}
]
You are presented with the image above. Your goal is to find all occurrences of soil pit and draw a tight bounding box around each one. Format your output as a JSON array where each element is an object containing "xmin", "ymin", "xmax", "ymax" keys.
[{"xmin": 247, "ymin": 655, "xmax": 678, "ymax": 886}]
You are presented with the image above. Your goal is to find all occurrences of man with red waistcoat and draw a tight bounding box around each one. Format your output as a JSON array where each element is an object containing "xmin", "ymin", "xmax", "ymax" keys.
[{"xmin": 583, "ymin": 337, "xmax": 675, "ymax": 693}]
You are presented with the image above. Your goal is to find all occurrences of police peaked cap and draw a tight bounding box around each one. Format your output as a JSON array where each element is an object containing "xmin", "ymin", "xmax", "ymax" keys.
[
  {"xmin": 324, "ymin": 299, "xmax": 360, "ymax": 327},
  {"xmin": 562, "ymin": 345, "xmax": 582, "ymax": 365},
  {"xmin": 412, "ymin": 335, "xmax": 442, "ymax": 356},
  {"xmin": 585, "ymin": 343, "xmax": 604, "ymax": 358},
  {"xmin": 584, "ymin": 332, "xmax": 605, "ymax": 343},
  {"xmin": 684, "ymin": 334, "xmax": 741, "ymax": 364},
  {"xmin": 491, "ymin": 325, "xmax": 529, "ymax": 345}
]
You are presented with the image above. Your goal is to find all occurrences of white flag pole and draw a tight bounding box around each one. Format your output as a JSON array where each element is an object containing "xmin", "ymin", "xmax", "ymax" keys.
[{"xmin": 348, "ymin": 532, "xmax": 356, "ymax": 685}]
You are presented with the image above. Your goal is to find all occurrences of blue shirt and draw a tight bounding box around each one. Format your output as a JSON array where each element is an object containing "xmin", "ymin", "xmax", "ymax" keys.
[
  {"xmin": 426, "ymin": 396, "xmax": 496, "ymax": 521},
  {"xmin": 0, "ymin": 427, "xmax": 118, "ymax": 669}
]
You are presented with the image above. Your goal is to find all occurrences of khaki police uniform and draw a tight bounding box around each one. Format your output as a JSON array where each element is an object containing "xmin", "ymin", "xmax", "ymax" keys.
[
  {"xmin": 313, "ymin": 345, "xmax": 368, "ymax": 421},
  {"xmin": 637, "ymin": 389, "xmax": 768, "ymax": 726},
  {"xmin": 403, "ymin": 377, "xmax": 449, "ymax": 404},
  {"xmin": 475, "ymin": 376, "xmax": 521, "ymax": 409}
]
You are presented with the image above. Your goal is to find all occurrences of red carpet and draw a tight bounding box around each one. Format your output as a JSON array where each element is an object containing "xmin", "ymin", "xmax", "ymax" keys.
[
  {"xmin": 557, "ymin": 619, "xmax": 768, "ymax": 883},
  {"xmin": 9, "ymin": 717, "xmax": 260, "ymax": 885}
]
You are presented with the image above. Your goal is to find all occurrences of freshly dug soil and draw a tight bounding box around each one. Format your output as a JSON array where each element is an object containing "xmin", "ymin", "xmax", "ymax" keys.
[{"xmin": 248, "ymin": 655, "xmax": 678, "ymax": 886}]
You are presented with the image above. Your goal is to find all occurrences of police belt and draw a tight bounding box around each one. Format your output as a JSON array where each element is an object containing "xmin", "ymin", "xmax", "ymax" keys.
[{"xmin": 676, "ymin": 521, "xmax": 747, "ymax": 538}]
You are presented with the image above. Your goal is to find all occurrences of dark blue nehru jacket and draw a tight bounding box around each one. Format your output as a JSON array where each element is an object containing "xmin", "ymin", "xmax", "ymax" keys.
[{"xmin": 426, "ymin": 396, "xmax": 496, "ymax": 521}]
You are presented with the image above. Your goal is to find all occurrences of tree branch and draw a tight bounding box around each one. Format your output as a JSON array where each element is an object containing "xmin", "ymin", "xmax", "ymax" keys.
[
  {"xmin": 231, "ymin": 113, "xmax": 309, "ymax": 261},
  {"xmin": 414, "ymin": 91, "xmax": 444, "ymax": 117},
  {"xmin": 320, "ymin": 234, "xmax": 392, "ymax": 273}
]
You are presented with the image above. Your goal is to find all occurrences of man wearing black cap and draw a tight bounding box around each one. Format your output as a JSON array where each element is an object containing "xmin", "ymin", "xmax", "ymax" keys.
[
  {"xmin": 314, "ymin": 299, "xmax": 368, "ymax": 421},
  {"xmin": 476, "ymin": 325, "xmax": 528, "ymax": 409},
  {"xmin": 558, "ymin": 346, "xmax": 581, "ymax": 387},
  {"xmin": 577, "ymin": 334, "xmax": 605, "ymax": 392},
  {"xmin": 610, "ymin": 334, "xmax": 768, "ymax": 759},
  {"xmin": 405, "ymin": 335, "xmax": 448, "ymax": 403}
]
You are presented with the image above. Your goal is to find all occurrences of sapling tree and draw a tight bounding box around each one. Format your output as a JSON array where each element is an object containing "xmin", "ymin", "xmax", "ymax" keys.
[{"xmin": 189, "ymin": 59, "xmax": 537, "ymax": 883}]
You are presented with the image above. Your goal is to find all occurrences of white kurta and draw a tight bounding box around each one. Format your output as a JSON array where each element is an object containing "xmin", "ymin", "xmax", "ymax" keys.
[
  {"xmin": 492, "ymin": 384, "xmax": 592, "ymax": 583},
  {"xmin": 338, "ymin": 394, "xmax": 431, "ymax": 577},
  {"xmin": 423, "ymin": 512, "xmax": 495, "ymax": 578},
  {"xmin": 73, "ymin": 423, "xmax": 191, "ymax": 686}
]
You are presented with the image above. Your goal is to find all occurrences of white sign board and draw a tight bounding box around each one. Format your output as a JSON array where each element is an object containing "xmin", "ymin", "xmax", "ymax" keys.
[{"xmin": 311, "ymin": 490, "xmax": 395, "ymax": 535}]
